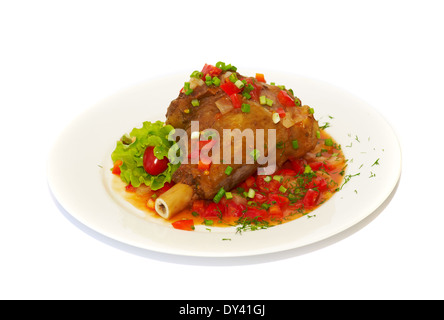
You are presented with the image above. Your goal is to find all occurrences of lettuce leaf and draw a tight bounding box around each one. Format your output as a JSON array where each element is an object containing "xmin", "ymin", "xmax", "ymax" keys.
[{"xmin": 111, "ymin": 121, "xmax": 180, "ymax": 190}]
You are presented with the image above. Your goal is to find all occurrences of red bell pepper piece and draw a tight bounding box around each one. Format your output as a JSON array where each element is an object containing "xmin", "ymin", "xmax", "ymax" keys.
[{"xmin": 277, "ymin": 90, "xmax": 296, "ymax": 107}]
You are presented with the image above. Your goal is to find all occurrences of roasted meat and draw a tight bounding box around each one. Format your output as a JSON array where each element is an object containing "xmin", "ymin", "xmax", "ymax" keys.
[
  {"xmin": 155, "ymin": 65, "xmax": 319, "ymax": 219},
  {"xmin": 166, "ymin": 69, "xmax": 318, "ymax": 199}
]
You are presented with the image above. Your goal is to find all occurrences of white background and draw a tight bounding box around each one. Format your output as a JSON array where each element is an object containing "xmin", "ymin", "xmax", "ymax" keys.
[{"xmin": 1, "ymin": 0, "xmax": 443, "ymax": 300}]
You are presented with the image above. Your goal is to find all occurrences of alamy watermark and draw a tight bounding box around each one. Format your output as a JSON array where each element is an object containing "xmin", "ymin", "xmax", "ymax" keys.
[{"xmin": 168, "ymin": 121, "xmax": 277, "ymax": 175}]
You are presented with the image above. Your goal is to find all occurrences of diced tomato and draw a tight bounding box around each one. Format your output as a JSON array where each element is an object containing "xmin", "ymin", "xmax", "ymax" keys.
[
  {"xmin": 112, "ymin": 160, "xmax": 123, "ymax": 175},
  {"xmin": 226, "ymin": 202, "xmax": 245, "ymax": 217},
  {"xmin": 244, "ymin": 78, "xmax": 262, "ymax": 101},
  {"xmin": 268, "ymin": 193, "xmax": 290, "ymax": 208},
  {"xmin": 172, "ymin": 219, "xmax": 195, "ymax": 231},
  {"xmin": 158, "ymin": 181, "xmax": 174, "ymax": 194},
  {"xmin": 220, "ymin": 81, "xmax": 241, "ymax": 96},
  {"xmin": 309, "ymin": 161, "xmax": 324, "ymax": 171},
  {"xmin": 303, "ymin": 189, "xmax": 320, "ymax": 207},
  {"xmin": 255, "ymin": 73, "xmax": 266, "ymax": 83},
  {"xmin": 306, "ymin": 176, "xmax": 328, "ymax": 192},
  {"xmin": 276, "ymin": 107, "xmax": 286, "ymax": 118},
  {"xmin": 202, "ymin": 202, "xmax": 225, "ymax": 219},
  {"xmin": 198, "ymin": 160, "xmax": 211, "ymax": 171},
  {"xmin": 277, "ymin": 90, "xmax": 296, "ymax": 107},
  {"xmin": 276, "ymin": 168, "xmax": 297, "ymax": 176},
  {"xmin": 245, "ymin": 176, "xmax": 256, "ymax": 188},
  {"xmin": 244, "ymin": 207, "xmax": 268, "ymax": 220},
  {"xmin": 229, "ymin": 93, "xmax": 242, "ymax": 108},
  {"xmin": 125, "ymin": 184, "xmax": 136, "ymax": 192},
  {"xmin": 322, "ymin": 161, "xmax": 337, "ymax": 172},
  {"xmin": 253, "ymin": 192, "xmax": 267, "ymax": 203},
  {"xmin": 201, "ymin": 64, "xmax": 222, "ymax": 78},
  {"xmin": 192, "ymin": 200, "xmax": 206, "ymax": 215},
  {"xmin": 289, "ymin": 158, "xmax": 307, "ymax": 175},
  {"xmin": 268, "ymin": 205, "xmax": 283, "ymax": 218}
]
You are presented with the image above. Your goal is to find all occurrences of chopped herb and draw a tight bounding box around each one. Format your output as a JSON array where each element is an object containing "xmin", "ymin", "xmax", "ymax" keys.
[
  {"xmin": 241, "ymin": 103, "xmax": 251, "ymax": 113},
  {"xmin": 371, "ymin": 158, "xmax": 380, "ymax": 167},
  {"xmin": 292, "ymin": 140, "xmax": 299, "ymax": 149},
  {"xmin": 191, "ymin": 99, "xmax": 200, "ymax": 107},
  {"xmin": 225, "ymin": 166, "xmax": 233, "ymax": 176}
]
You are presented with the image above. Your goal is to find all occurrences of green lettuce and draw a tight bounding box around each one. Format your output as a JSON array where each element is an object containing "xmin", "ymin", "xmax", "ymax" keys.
[{"xmin": 111, "ymin": 121, "xmax": 180, "ymax": 190}]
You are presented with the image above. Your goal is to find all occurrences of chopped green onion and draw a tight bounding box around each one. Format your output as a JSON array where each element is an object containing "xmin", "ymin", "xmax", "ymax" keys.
[
  {"xmin": 325, "ymin": 138, "xmax": 333, "ymax": 146},
  {"xmin": 235, "ymin": 79, "xmax": 244, "ymax": 89},
  {"xmin": 272, "ymin": 112, "xmax": 280, "ymax": 124},
  {"xmin": 259, "ymin": 95, "xmax": 267, "ymax": 105},
  {"xmin": 316, "ymin": 130, "xmax": 321, "ymax": 139},
  {"xmin": 213, "ymin": 187, "xmax": 226, "ymax": 203},
  {"xmin": 183, "ymin": 82, "xmax": 193, "ymax": 95},
  {"xmin": 250, "ymin": 149, "xmax": 260, "ymax": 161},
  {"xmin": 216, "ymin": 61, "xmax": 237, "ymax": 72},
  {"xmin": 205, "ymin": 75, "xmax": 212, "ymax": 86},
  {"xmin": 264, "ymin": 176, "xmax": 272, "ymax": 183},
  {"xmin": 191, "ymin": 99, "xmax": 200, "ymax": 107},
  {"xmin": 309, "ymin": 107, "xmax": 314, "ymax": 114},
  {"xmin": 212, "ymin": 76, "xmax": 221, "ymax": 86},
  {"xmin": 292, "ymin": 140, "xmax": 299, "ymax": 149},
  {"xmin": 304, "ymin": 165, "xmax": 312, "ymax": 174},
  {"xmin": 247, "ymin": 188, "xmax": 256, "ymax": 198},
  {"xmin": 266, "ymin": 98, "xmax": 273, "ymax": 106},
  {"xmin": 241, "ymin": 103, "xmax": 250, "ymax": 113},
  {"xmin": 190, "ymin": 70, "xmax": 203, "ymax": 78},
  {"xmin": 279, "ymin": 185, "xmax": 287, "ymax": 193},
  {"xmin": 225, "ymin": 166, "xmax": 233, "ymax": 176},
  {"xmin": 273, "ymin": 175, "xmax": 283, "ymax": 182},
  {"xmin": 204, "ymin": 219, "xmax": 213, "ymax": 226},
  {"xmin": 229, "ymin": 73, "xmax": 238, "ymax": 83},
  {"xmin": 225, "ymin": 192, "xmax": 233, "ymax": 200}
]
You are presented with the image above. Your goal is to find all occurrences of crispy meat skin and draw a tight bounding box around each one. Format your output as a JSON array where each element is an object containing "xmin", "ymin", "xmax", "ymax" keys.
[{"xmin": 166, "ymin": 72, "xmax": 319, "ymax": 199}]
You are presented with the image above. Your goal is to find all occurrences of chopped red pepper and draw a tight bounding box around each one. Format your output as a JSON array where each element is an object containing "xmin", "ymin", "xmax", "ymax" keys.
[
  {"xmin": 229, "ymin": 93, "xmax": 242, "ymax": 108},
  {"xmin": 255, "ymin": 73, "xmax": 266, "ymax": 83},
  {"xmin": 220, "ymin": 81, "xmax": 241, "ymax": 96},
  {"xmin": 172, "ymin": 219, "xmax": 195, "ymax": 231},
  {"xmin": 112, "ymin": 160, "xmax": 123, "ymax": 175},
  {"xmin": 125, "ymin": 184, "xmax": 136, "ymax": 192},
  {"xmin": 303, "ymin": 189, "xmax": 320, "ymax": 207},
  {"xmin": 276, "ymin": 107, "xmax": 286, "ymax": 118},
  {"xmin": 198, "ymin": 159, "xmax": 211, "ymax": 171},
  {"xmin": 277, "ymin": 90, "xmax": 296, "ymax": 107}
]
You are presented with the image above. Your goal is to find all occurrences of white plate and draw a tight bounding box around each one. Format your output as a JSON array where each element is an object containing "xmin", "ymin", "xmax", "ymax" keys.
[{"xmin": 47, "ymin": 71, "xmax": 402, "ymax": 257}]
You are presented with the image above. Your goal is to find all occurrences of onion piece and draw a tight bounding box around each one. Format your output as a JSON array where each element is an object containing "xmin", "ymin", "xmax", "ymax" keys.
[
  {"xmin": 282, "ymin": 107, "xmax": 304, "ymax": 128},
  {"xmin": 189, "ymin": 77, "xmax": 204, "ymax": 89},
  {"xmin": 215, "ymin": 96, "xmax": 234, "ymax": 114}
]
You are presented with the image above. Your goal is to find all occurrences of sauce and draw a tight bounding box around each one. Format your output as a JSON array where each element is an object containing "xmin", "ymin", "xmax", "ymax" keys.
[{"xmin": 115, "ymin": 129, "xmax": 346, "ymax": 231}]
